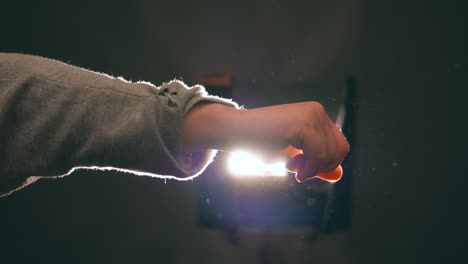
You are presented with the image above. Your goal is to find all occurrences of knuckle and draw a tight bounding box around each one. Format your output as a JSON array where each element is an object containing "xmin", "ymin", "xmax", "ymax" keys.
[
  {"xmin": 309, "ymin": 101, "xmax": 326, "ymax": 114},
  {"xmin": 310, "ymin": 101, "xmax": 323, "ymax": 108},
  {"xmin": 300, "ymin": 102, "xmax": 326, "ymax": 129},
  {"xmin": 344, "ymin": 141, "xmax": 350, "ymax": 154},
  {"xmin": 318, "ymin": 103, "xmax": 328, "ymax": 116},
  {"xmin": 339, "ymin": 138, "xmax": 350, "ymax": 158}
]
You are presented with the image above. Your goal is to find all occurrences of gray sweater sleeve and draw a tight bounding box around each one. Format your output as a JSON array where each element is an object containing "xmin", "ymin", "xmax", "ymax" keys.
[{"xmin": 0, "ymin": 53, "xmax": 238, "ymax": 196}]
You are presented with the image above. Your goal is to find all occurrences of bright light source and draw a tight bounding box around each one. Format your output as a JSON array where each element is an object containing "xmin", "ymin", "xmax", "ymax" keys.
[{"xmin": 227, "ymin": 151, "xmax": 288, "ymax": 177}]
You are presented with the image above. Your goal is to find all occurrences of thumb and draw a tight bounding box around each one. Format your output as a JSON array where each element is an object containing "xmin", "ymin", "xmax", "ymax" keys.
[
  {"xmin": 283, "ymin": 145, "xmax": 344, "ymax": 183},
  {"xmin": 285, "ymin": 154, "xmax": 320, "ymax": 183},
  {"xmin": 286, "ymin": 153, "xmax": 344, "ymax": 183},
  {"xmin": 285, "ymin": 154, "xmax": 306, "ymax": 173}
]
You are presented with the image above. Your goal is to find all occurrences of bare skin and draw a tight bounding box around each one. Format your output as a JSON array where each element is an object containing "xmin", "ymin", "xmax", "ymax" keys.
[{"xmin": 182, "ymin": 102, "xmax": 350, "ymax": 183}]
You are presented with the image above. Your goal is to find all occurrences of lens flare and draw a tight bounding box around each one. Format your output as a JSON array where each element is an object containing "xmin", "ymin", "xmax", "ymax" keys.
[{"xmin": 227, "ymin": 151, "xmax": 287, "ymax": 177}]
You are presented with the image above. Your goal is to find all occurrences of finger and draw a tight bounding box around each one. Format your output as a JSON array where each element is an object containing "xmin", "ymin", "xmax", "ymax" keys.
[
  {"xmin": 316, "ymin": 165, "xmax": 343, "ymax": 183},
  {"xmin": 295, "ymin": 160, "xmax": 320, "ymax": 183},
  {"xmin": 296, "ymin": 165, "xmax": 343, "ymax": 183},
  {"xmin": 285, "ymin": 154, "xmax": 306, "ymax": 172},
  {"xmin": 332, "ymin": 123, "xmax": 350, "ymax": 161}
]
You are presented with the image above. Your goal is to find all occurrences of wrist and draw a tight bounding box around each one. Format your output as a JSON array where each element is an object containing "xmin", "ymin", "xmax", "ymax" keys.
[{"xmin": 182, "ymin": 103, "xmax": 240, "ymax": 151}]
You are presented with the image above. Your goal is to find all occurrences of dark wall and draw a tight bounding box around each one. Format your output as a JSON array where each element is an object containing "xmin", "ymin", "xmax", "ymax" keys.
[{"xmin": 1, "ymin": 0, "xmax": 466, "ymax": 263}]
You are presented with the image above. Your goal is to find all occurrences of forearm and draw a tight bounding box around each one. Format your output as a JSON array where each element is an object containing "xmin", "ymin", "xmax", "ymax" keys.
[{"xmin": 182, "ymin": 103, "xmax": 294, "ymax": 153}]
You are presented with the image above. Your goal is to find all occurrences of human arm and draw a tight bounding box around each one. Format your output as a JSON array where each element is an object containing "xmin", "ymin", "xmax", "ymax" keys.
[
  {"xmin": 0, "ymin": 53, "xmax": 348, "ymax": 197},
  {"xmin": 0, "ymin": 53, "xmax": 238, "ymax": 196}
]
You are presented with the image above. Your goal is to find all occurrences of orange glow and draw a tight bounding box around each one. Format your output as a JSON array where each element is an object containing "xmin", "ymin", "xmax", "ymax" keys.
[
  {"xmin": 281, "ymin": 145, "xmax": 303, "ymax": 157},
  {"xmin": 316, "ymin": 165, "xmax": 343, "ymax": 183},
  {"xmin": 282, "ymin": 145, "xmax": 343, "ymax": 183}
]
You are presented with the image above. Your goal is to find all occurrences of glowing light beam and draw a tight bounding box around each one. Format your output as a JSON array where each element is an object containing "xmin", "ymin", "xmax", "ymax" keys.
[{"xmin": 226, "ymin": 151, "xmax": 287, "ymax": 177}]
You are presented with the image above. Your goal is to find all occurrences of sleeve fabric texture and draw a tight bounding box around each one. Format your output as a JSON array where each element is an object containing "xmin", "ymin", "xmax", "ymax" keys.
[{"xmin": 0, "ymin": 53, "xmax": 238, "ymax": 196}]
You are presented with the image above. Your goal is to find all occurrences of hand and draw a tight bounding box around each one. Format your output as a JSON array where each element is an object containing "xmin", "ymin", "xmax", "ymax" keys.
[
  {"xmin": 236, "ymin": 102, "xmax": 349, "ymax": 182},
  {"xmin": 182, "ymin": 102, "xmax": 350, "ymax": 182}
]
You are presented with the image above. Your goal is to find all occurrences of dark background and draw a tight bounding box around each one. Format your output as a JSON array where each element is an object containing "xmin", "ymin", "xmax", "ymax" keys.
[{"xmin": 0, "ymin": 0, "xmax": 467, "ymax": 263}]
